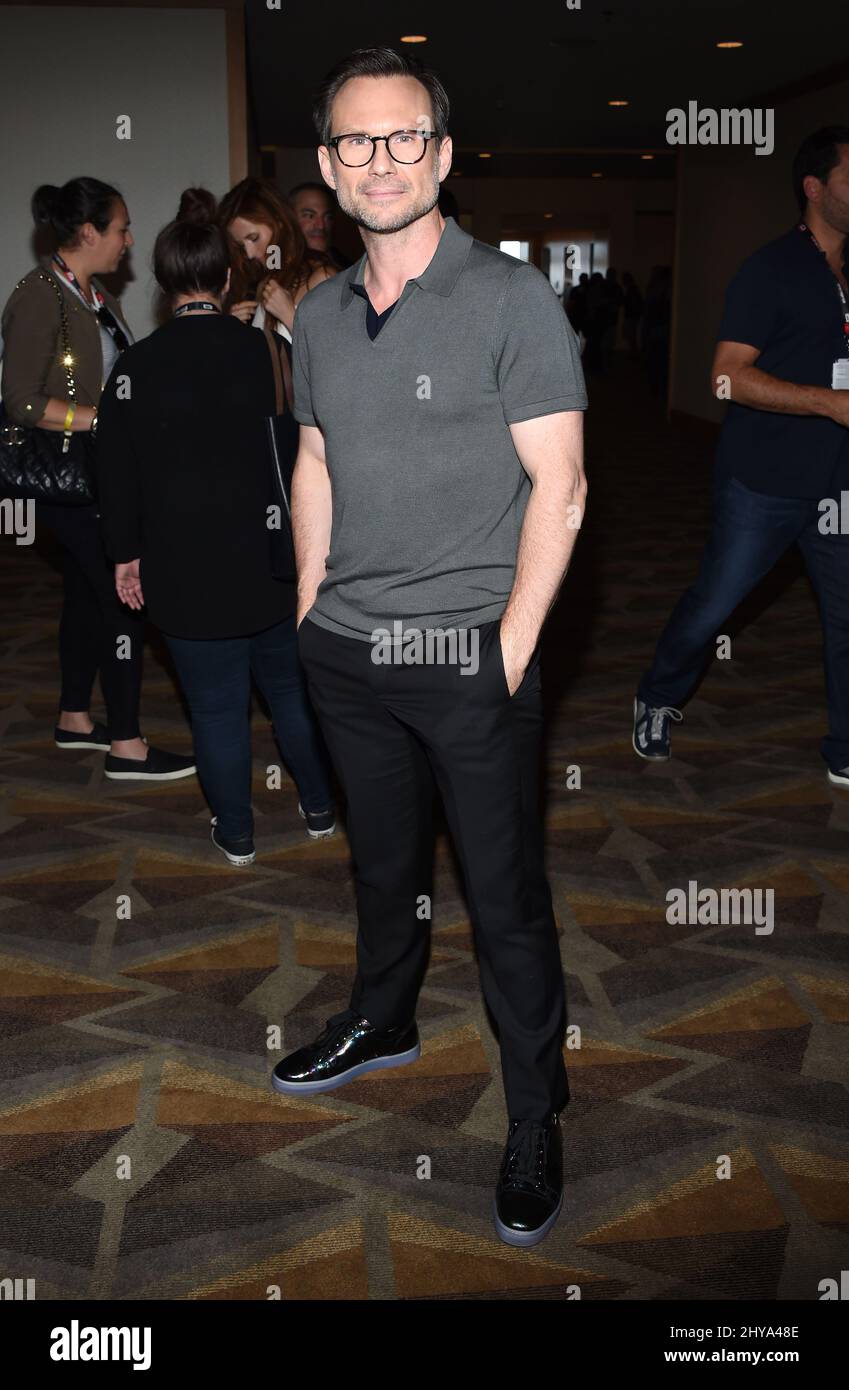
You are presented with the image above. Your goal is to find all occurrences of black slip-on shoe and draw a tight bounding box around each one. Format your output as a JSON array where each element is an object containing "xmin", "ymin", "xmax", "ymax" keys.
[
  {"xmin": 632, "ymin": 696, "xmax": 683, "ymax": 761},
  {"xmin": 104, "ymin": 745, "xmax": 197, "ymax": 781},
  {"xmin": 298, "ymin": 801, "xmax": 336, "ymax": 838},
  {"xmin": 210, "ymin": 817, "xmax": 256, "ymax": 867},
  {"xmin": 55, "ymin": 720, "xmax": 111, "ymax": 752},
  {"xmin": 827, "ymin": 766, "xmax": 849, "ymax": 788},
  {"xmin": 493, "ymin": 1112, "xmax": 563, "ymax": 1248},
  {"xmin": 271, "ymin": 1007, "xmax": 420, "ymax": 1095}
]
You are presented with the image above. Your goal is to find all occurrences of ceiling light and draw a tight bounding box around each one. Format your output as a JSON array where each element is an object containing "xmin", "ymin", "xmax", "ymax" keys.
[
  {"xmin": 641, "ymin": 154, "xmax": 654, "ymax": 160},
  {"xmin": 608, "ymin": 99, "xmax": 629, "ymax": 107},
  {"xmin": 479, "ymin": 152, "xmax": 492, "ymax": 159},
  {"xmin": 592, "ymin": 172, "xmax": 603, "ymax": 178},
  {"xmin": 716, "ymin": 40, "xmax": 743, "ymax": 48},
  {"xmin": 400, "ymin": 35, "xmax": 428, "ymax": 43},
  {"xmin": 544, "ymin": 212, "xmax": 554, "ymax": 219}
]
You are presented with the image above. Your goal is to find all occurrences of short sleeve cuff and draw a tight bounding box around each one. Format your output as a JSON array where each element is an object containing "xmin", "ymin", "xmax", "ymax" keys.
[
  {"xmin": 292, "ymin": 407, "xmax": 317, "ymax": 426},
  {"xmin": 503, "ymin": 393, "xmax": 588, "ymax": 425}
]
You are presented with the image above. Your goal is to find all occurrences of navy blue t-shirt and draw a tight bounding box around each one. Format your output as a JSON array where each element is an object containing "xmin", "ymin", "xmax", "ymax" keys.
[{"xmin": 714, "ymin": 226, "xmax": 849, "ymax": 498}]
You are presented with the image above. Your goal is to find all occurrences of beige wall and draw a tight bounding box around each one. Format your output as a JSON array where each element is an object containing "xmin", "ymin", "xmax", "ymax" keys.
[
  {"xmin": 670, "ymin": 77, "xmax": 849, "ymax": 423},
  {"xmin": 0, "ymin": 4, "xmax": 238, "ymax": 342}
]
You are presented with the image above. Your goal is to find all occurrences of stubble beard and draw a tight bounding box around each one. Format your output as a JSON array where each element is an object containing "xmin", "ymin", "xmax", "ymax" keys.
[{"xmin": 335, "ymin": 166, "xmax": 442, "ymax": 235}]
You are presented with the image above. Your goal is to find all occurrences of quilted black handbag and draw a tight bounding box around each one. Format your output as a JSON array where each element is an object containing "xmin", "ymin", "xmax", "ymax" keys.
[
  {"xmin": 263, "ymin": 324, "xmax": 297, "ymax": 581},
  {"xmin": 0, "ymin": 270, "xmax": 96, "ymax": 506}
]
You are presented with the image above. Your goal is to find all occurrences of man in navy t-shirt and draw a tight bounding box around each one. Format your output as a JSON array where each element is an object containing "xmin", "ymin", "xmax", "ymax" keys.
[{"xmin": 634, "ymin": 126, "xmax": 849, "ymax": 784}]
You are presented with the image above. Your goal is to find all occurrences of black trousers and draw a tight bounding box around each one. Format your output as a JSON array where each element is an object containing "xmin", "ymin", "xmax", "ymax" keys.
[
  {"xmin": 296, "ymin": 614, "xmax": 570, "ymax": 1121},
  {"xmin": 36, "ymin": 502, "xmax": 143, "ymax": 741}
]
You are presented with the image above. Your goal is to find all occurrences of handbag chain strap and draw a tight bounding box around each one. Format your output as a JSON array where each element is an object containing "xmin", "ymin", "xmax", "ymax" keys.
[{"xmin": 38, "ymin": 270, "xmax": 78, "ymax": 454}]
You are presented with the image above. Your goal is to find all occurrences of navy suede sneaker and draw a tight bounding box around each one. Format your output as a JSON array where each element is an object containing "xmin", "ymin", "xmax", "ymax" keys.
[
  {"xmin": 210, "ymin": 817, "xmax": 255, "ymax": 867},
  {"xmin": 298, "ymin": 801, "xmax": 336, "ymax": 838},
  {"xmin": 632, "ymin": 697, "xmax": 683, "ymax": 761}
]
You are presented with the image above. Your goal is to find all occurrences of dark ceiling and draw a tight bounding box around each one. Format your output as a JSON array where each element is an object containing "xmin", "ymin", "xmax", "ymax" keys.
[{"xmin": 245, "ymin": 0, "xmax": 848, "ymax": 178}]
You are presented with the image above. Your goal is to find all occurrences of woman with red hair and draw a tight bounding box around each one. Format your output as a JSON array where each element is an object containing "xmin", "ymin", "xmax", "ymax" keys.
[{"xmin": 219, "ymin": 177, "xmax": 335, "ymax": 341}]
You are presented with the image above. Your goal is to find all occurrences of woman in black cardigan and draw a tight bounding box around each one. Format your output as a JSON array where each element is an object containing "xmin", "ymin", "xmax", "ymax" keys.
[{"xmin": 95, "ymin": 191, "xmax": 335, "ymax": 864}]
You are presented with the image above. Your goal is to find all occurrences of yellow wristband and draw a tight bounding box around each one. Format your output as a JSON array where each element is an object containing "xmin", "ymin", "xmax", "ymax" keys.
[{"xmin": 63, "ymin": 403, "xmax": 76, "ymax": 432}]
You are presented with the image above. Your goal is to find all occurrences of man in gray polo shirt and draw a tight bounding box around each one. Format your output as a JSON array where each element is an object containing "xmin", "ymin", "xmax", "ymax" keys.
[{"xmin": 271, "ymin": 45, "xmax": 588, "ymax": 1249}]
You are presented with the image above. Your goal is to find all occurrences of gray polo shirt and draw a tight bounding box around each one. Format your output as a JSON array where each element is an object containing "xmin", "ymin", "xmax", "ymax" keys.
[{"xmin": 291, "ymin": 216, "xmax": 587, "ymax": 640}]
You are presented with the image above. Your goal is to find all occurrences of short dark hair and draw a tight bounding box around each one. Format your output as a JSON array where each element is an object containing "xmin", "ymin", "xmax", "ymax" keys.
[
  {"xmin": 31, "ymin": 176, "xmax": 123, "ymax": 246},
  {"xmin": 153, "ymin": 187, "xmax": 229, "ymax": 298},
  {"xmin": 312, "ymin": 46, "xmax": 449, "ymax": 147},
  {"xmin": 289, "ymin": 181, "xmax": 332, "ymax": 201},
  {"xmin": 792, "ymin": 126, "xmax": 849, "ymax": 215}
]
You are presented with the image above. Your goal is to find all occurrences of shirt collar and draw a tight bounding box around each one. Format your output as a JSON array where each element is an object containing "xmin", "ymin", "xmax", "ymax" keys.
[
  {"xmin": 340, "ymin": 216, "xmax": 473, "ymax": 310},
  {"xmin": 796, "ymin": 224, "xmax": 849, "ymax": 279}
]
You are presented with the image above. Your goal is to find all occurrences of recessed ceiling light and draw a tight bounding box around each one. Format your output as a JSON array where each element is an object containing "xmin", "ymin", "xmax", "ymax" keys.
[
  {"xmin": 544, "ymin": 212, "xmax": 554, "ymax": 219},
  {"xmin": 716, "ymin": 40, "xmax": 743, "ymax": 48},
  {"xmin": 592, "ymin": 171, "xmax": 603, "ymax": 178},
  {"xmin": 400, "ymin": 35, "xmax": 428, "ymax": 43},
  {"xmin": 641, "ymin": 154, "xmax": 654, "ymax": 160},
  {"xmin": 479, "ymin": 152, "xmax": 492, "ymax": 159},
  {"xmin": 608, "ymin": 99, "xmax": 629, "ymax": 107}
]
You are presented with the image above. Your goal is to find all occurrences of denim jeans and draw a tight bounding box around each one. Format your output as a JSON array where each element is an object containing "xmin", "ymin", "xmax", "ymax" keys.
[
  {"xmin": 165, "ymin": 614, "xmax": 334, "ymax": 838},
  {"xmin": 638, "ymin": 474, "xmax": 849, "ymax": 770}
]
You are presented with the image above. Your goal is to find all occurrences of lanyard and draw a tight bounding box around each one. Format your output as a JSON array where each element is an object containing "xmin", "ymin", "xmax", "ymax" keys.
[
  {"xmin": 51, "ymin": 252, "xmax": 130, "ymax": 353},
  {"xmin": 797, "ymin": 222, "xmax": 849, "ymax": 353},
  {"xmin": 173, "ymin": 301, "xmax": 221, "ymax": 316},
  {"xmin": 52, "ymin": 251, "xmax": 105, "ymax": 311}
]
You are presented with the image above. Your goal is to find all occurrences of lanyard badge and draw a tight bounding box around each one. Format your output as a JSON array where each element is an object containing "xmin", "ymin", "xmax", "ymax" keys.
[{"xmin": 797, "ymin": 223, "xmax": 849, "ymax": 388}]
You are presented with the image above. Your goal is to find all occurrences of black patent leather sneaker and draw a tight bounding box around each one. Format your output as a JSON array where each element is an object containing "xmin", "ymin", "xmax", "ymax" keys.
[
  {"xmin": 271, "ymin": 1007, "xmax": 420, "ymax": 1095},
  {"xmin": 493, "ymin": 1111, "xmax": 563, "ymax": 1248}
]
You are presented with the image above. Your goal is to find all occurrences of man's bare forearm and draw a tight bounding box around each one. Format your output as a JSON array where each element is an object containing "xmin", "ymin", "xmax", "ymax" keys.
[
  {"xmin": 714, "ymin": 363, "xmax": 839, "ymax": 418},
  {"xmin": 290, "ymin": 447, "xmax": 332, "ymax": 622},
  {"xmin": 500, "ymin": 469, "xmax": 588, "ymax": 664}
]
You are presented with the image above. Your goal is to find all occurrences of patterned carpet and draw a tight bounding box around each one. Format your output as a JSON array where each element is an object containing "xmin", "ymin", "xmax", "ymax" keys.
[{"xmin": 1, "ymin": 359, "xmax": 847, "ymax": 1301}]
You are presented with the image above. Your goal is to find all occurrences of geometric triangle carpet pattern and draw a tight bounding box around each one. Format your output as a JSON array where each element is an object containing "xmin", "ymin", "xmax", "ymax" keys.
[{"xmin": 1, "ymin": 369, "xmax": 847, "ymax": 1299}]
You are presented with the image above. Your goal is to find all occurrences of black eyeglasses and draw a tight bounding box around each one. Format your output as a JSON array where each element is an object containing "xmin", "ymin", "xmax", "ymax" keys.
[{"xmin": 328, "ymin": 129, "xmax": 438, "ymax": 167}]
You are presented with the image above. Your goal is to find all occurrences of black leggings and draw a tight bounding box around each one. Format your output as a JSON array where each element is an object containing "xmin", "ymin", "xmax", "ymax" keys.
[{"xmin": 36, "ymin": 502, "xmax": 143, "ymax": 740}]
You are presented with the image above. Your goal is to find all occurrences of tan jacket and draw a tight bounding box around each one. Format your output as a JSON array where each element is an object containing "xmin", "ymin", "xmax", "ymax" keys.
[{"xmin": 0, "ymin": 258, "xmax": 133, "ymax": 425}]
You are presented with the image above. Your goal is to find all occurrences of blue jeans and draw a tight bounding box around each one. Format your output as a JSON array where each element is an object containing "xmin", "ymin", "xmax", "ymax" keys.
[
  {"xmin": 165, "ymin": 615, "xmax": 334, "ymax": 838},
  {"xmin": 638, "ymin": 475, "xmax": 849, "ymax": 770}
]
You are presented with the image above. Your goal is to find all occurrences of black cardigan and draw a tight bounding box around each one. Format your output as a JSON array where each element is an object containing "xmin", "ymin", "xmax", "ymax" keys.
[{"xmin": 96, "ymin": 314, "xmax": 296, "ymax": 638}]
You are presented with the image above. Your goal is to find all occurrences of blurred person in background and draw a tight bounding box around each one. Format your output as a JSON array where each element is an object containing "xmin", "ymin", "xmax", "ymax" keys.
[
  {"xmin": 634, "ymin": 128, "xmax": 849, "ymax": 786},
  {"xmin": 221, "ymin": 177, "xmax": 336, "ymax": 342},
  {"xmin": 95, "ymin": 189, "xmax": 336, "ymax": 862},
  {"xmin": 621, "ymin": 270, "xmax": 644, "ymax": 358},
  {"xmin": 289, "ymin": 181, "xmax": 351, "ymax": 270},
  {"xmin": 0, "ymin": 176, "xmax": 195, "ymax": 782}
]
